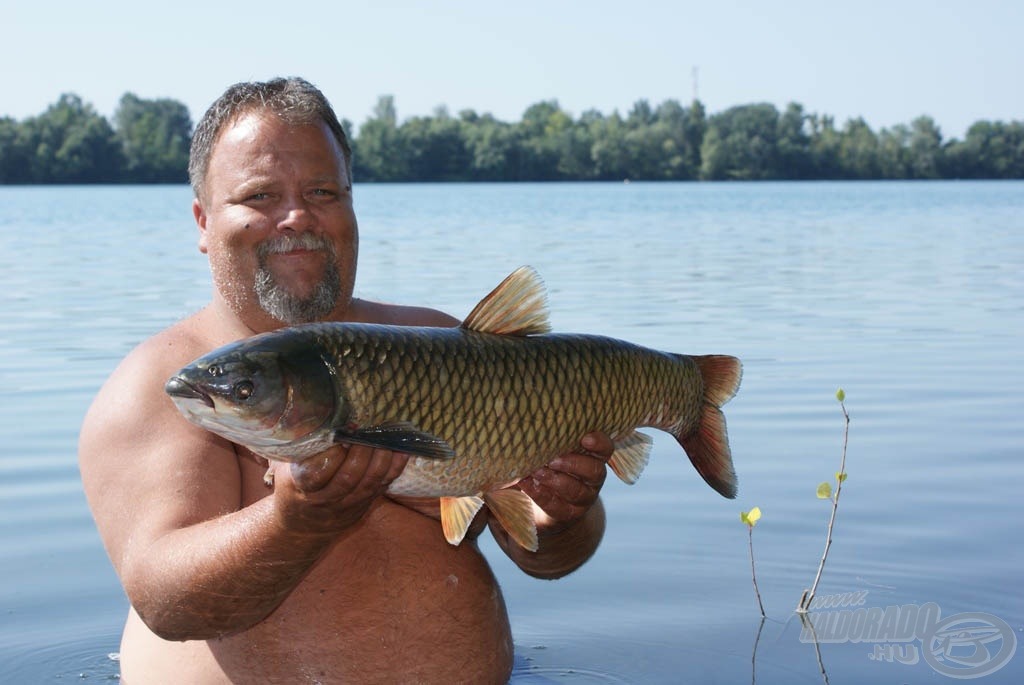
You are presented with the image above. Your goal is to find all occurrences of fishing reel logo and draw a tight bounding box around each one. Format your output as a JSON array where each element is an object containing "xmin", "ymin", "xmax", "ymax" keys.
[{"xmin": 799, "ymin": 595, "xmax": 1017, "ymax": 679}]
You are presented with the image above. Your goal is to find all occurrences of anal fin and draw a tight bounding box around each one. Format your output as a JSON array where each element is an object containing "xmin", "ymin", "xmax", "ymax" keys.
[
  {"xmin": 483, "ymin": 488, "xmax": 539, "ymax": 552},
  {"xmin": 607, "ymin": 430, "xmax": 653, "ymax": 485}
]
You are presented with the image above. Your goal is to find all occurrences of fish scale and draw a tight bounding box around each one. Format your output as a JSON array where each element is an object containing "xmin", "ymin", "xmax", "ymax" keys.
[{"xmin": 309, "ymin": 325, "xmax": 703, "ymax": 497}]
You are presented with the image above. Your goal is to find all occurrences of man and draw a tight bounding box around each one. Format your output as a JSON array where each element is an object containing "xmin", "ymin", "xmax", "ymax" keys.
[{"xmin": 79, "ymin": 77, "xmax": 612, "ymax": 684}]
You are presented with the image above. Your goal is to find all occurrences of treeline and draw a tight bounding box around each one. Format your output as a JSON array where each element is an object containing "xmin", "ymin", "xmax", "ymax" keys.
[
  {"xmin": 0, "ymin": 93, "xmax": 190, "ymax": 183},
  {"xmin": 1, "ymin": 92, "xmax": 1022, "ymax": 184},
  {"xmin": 353, "ymin": 97, "xmax": 1024, "ymax": 181}
]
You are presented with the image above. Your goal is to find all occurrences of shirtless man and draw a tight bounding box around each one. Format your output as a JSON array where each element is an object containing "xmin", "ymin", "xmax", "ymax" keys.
[{"xmin": 78, "ymin": 78, "xmax": 612, "ymax": 684}]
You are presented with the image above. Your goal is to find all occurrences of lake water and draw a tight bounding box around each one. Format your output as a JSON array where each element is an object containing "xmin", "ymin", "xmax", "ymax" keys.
[{"xmin": 1, "ymin": 181, "xmax": 1022, "ymax": 683}]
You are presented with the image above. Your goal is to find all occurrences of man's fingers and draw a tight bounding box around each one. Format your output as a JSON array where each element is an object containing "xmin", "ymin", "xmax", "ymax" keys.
[
  {"xmin": 545, "ymin": 453, "xmax": 608, "ymax": 489},
  {"xmin": 529, "ymin": 467, "xmax": 593, "ymax": 505},
  {"xmin": 289, "ymin": 448, "xmax": 351, "ymax": 492},
  {"xmin": 361, "ymin": 448, "xmax": 408, "ymax": 491},
  {"xmin": 580, "ymin": 431, "xmax": 615, "ymax": 459},
  {"xmin": 290, "ymin": 445, "xmax": 409, "ymax": 497},
  {"xmin": 522, "ymin": 475, "xmax": 586, "ymax": 523}
]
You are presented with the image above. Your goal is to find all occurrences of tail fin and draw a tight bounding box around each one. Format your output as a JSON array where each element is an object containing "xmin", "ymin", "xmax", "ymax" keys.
[{"xmin": 678, "ymin": 355, "xmax": 742, "ymax": 499}]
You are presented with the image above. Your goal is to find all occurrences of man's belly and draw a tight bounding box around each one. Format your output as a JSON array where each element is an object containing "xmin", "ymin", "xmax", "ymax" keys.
[{"xmin": 119, "ymin": 499, "xmax": 513, "ymax": 684}]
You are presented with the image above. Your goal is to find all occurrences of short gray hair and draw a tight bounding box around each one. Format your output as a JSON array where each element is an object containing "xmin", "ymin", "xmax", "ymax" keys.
[{"xmin": 189, "ymin": 77, "xmax": 352, "ymax": 199}]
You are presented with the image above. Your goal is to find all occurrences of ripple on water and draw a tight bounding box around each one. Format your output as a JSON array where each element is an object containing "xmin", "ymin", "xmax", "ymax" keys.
[{"xmin": 2, "ymin": 632, "xmax": 121, "ymax": 682}]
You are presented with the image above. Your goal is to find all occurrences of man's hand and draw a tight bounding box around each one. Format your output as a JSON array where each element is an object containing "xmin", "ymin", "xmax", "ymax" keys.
[
  {"xmin": 491, "ymin": 431, "xmax": 613, "ymax": 579},
  {"xmin": 270, "ymin": 444, "xmax": 409, "ymax": 536},
  {"xmin": 516, "ymin": 431, "xmax": 614, "ymax": 536}
]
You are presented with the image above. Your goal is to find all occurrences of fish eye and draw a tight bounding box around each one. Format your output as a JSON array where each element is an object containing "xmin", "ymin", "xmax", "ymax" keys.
[{"xmin": 233, "ymin": 381, "xmax": 255, "ymax": 401}]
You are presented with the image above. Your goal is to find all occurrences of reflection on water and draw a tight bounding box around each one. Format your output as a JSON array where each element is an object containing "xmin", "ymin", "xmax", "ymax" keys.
[{"xmin": 1, "ymin": 182, "xmax": 1022, "ymax": 683}]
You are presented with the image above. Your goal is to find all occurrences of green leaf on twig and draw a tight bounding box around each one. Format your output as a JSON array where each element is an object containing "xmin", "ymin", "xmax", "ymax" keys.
[
  {"xmin": 816, "ymin": 482, "xmax": 832, "ymax": 499},
  {"xmin": 741, "ymin": 506, "xmax": 762, "ymax": 527}
]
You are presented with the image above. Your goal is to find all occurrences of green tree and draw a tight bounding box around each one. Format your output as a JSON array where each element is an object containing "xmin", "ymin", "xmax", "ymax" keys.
[
  {"xmin": 642, "ymin": 99, "xmax": 705, "ymax": 180},
  {"xmin": 588, "ymin": 112, "xmax": 630, "ymax": 180},
  {"xmin": 945, "ymin": 120, "xmax": 1024, "ymax": 178},
  {"xmin": 907, "ymin": 116, "xmax": 943, "ymax": 179},
  {"xmin": 837, "ymin": 118, "xmax": 881, "ymax": 179},
  {"xmin": 682, "ymin": 100, "xmax": 706, "ymax": 178},
  {"xmin": 516, "ymin": 100, "xmax": 572, "ymax": 180},
  {"xmin": 626, "ymin": 99, "xmax": 656, "ymax": 129},
  {"xmin": 0, "ymin": 116, "xmax": 31, "ymax": 183},
  {"xmin": 113, "ymin": 93, "xmax": 191, "ymax": 182},
  {"xmin": 22, "ymin": 94, "xmax": 123, "ymax": 183},
  {"xmin": 554, "ymin": 117, "xmax": 594, "ymax": 180},
  {"xmin": 700, "ymin": 103, "xmax": 781, "ymax": 180},
  {"xmin": 777, "ymin": 102, "xmax": 812, "ymax": 178},
  {"xmin": 808, "ymin": 114, "xmax": 842, "ymax": 178},
  {"xmin": 400, "ymin": 106, "xmax": 471, "ymax": 181},
  {"xmin": 461, "ymin": 112, "xmax": 521, "ymax": 181},
  {"xmin": 622, "ymin": 99, "xmax": 678, "ymax": 179},
  {"xmin": 877, "ymin": 124, "xmax": 910, "ymax": 178},
  {"xmin": 353, "ymin": 95, "xmax": 408, "ymax": 181}
]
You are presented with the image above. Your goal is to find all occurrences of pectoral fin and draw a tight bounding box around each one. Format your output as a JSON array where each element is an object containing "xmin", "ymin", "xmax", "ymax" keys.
[
  {"xmin": 483, "ymin": 488, "xmax": 539, "ymax": 552},
  {"xmin": 607, "ymin": 430, "xmax": 653, "ymax": 485},
  {"xmin": 334, "ymin": 422, "xmax": 455, "ymax": 460},
  {"xmin": 440, "ymin": 495, "xmax": 486, "ymax": 546}
]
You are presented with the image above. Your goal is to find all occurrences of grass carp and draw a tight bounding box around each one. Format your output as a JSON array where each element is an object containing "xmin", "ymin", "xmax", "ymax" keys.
[{"xmin": 166, "ymin": 267, "xmax": 742, "ymax": 550}]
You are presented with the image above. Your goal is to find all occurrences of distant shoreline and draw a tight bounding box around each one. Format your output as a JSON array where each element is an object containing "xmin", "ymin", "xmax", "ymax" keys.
[{"xmin": 2, "ymin": 94, "xmax": 1022, "ymax": 184}]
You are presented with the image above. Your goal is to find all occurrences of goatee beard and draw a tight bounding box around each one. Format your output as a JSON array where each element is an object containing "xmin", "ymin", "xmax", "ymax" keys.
[{"xmin": 254, "ymin": 233, "xmax": 342, "ymax": 324}]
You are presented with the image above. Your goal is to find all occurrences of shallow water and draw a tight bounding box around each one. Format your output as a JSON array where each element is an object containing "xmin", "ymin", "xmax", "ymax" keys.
[{"xmin": 1, "ymin": 181, "xmax": 1021, "ymax": 682}]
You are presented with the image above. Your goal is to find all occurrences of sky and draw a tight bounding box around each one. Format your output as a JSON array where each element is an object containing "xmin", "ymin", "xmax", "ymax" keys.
[{"xmin": 3, "ymin": 0, "xmax": 1021, "ymax": 140}]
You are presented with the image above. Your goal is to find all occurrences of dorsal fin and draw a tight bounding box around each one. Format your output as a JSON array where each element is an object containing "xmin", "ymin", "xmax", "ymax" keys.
[{"xmin": 462, "ymin": 266, "xmax": 552, "ymax": 336}]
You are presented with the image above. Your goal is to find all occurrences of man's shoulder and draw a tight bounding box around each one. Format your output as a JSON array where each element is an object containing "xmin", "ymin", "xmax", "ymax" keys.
[
  {"xmin": 349, "ymin": 298, "xmax": 460, "ymax": 327},
  {"xmin": 127, "ymin": 314, "xmax": 212, "ymax": 370},
  {"xmin": 100, "ymin": 310, "xmax": 224, "ymax": 399},
  {"xmin": 79, "ymin": 312, "xmax": 216, "ymax": 455}
]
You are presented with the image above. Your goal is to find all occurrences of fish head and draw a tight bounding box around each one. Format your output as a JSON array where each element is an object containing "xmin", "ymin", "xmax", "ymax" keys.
[{"xmin": 165, "ymin": 338, "xmax": 337, "ymax": 457}]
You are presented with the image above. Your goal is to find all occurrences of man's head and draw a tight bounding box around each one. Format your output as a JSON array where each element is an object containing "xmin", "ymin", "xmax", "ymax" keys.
[
  {"xmin": 191, "ymin": 78, "xmax": 359, "ymax": 330},
  {"xmin": 189, "ymin": 77, "xmax": 352, "ymax": 203}
]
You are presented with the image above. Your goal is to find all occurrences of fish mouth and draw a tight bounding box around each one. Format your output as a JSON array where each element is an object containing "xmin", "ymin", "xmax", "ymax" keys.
[{"xmin": 165, "ymin": 376, "xmax": 215, "ymax": 409}]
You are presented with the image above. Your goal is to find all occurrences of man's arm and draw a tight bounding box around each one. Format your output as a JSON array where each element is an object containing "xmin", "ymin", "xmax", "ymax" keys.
[
  {"xmin": 490, "ymin": 432, "xmax": 613, "ymax": 579},
  {"xmin": 78, "ymin": 332, "xmax": 405, "ymax": 641}
]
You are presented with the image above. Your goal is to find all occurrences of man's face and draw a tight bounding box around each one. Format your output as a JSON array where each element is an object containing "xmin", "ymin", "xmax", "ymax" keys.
[{"xmin": 194, "ymin": 112, "xmax": 358, "ymax": 328}]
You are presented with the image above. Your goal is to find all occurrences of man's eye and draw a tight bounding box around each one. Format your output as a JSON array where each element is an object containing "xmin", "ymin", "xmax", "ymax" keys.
[{"xmin": 248, "ymin": 192, "xmax": 269, "ymax": 201}]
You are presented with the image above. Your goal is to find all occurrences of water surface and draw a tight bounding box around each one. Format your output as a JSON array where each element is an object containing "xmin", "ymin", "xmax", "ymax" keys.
[{"xmin": 1, "ymin": 181, "xmax": 1021, "ymax": 682}]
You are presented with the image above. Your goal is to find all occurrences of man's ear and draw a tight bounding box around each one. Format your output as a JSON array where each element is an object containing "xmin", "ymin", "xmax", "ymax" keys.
[{"xmin": 193, "ymin": 198, "xmax": 209, "ymax": 254}]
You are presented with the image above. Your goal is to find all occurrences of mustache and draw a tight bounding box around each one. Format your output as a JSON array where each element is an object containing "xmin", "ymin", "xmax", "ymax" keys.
[{"xmin": 257, "ymin": 233, "xmax": 332, "ymax": 257}]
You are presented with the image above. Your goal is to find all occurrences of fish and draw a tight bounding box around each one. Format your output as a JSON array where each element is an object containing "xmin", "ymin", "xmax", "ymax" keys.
[{"xmin": 165, "ymin": 267, "xmax": 742, "ymax": 551}]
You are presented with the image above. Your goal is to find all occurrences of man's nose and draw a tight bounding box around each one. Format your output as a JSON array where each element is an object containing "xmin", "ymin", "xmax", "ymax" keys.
[{"xmin": 277, "ymin": 195, "xmax": 315, "ymax": 232}]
